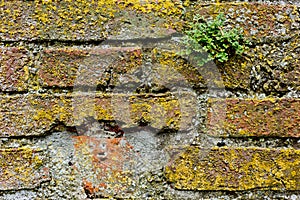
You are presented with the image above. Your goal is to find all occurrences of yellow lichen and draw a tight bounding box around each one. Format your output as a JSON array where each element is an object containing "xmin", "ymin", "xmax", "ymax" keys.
[{"xmin": 165, "ymin": 146, "xmax": 300, "ymax": 191}]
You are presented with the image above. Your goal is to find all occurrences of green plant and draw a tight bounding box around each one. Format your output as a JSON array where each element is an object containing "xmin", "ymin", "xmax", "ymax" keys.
[{"xmin": 183, "ymin": 13, "xmax": 248, "ymax": 66}]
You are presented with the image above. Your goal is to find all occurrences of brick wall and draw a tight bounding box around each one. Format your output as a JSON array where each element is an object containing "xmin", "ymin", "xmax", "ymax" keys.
[{"xmin": 0, "ymin": 0, "xmax": 299, "ymax": 199}]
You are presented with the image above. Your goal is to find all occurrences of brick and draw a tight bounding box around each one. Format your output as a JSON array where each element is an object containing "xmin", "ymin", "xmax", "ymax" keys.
[
  {"xmin": 207, "ymin": 98, "xmax": 300, "ymax": 137},
  {"xmin": 0, "ymin": 47, "xmax": 29, "ymax": 91},
  {"xmin": 165, "ymin": 146, "xmax": 300, "ymax": 191},
  {"xmin": 0, "ymin": 147, "xmax": 49, "ymax": 191},
  {"xmin": 0, "ymin": 92, "xmax": 196, "ymax": 137},
  {"xmin": 0, "ymin": 1, "xmax": 183, "ymax": 41},
  {"xmin": 0, "ymin": 94, "xmax": 73, "ymax": 137},
  {"xmin": 37, "ymin": 47, "xmax": 142, "ymax": 88},
  {"xmin": 72, "ymin": 136, "xmax": 136, "ymax": 197}
]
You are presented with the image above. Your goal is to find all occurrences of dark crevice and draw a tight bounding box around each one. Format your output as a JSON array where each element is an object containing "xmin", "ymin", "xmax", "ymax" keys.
[
  {"xmin": 135, "ymin": 84, "xmax": 171, "ymax": 94},
  {"xmin": 224, "ymin": 87, "xmax": 249, "ymax": 94},
  {"xmin": 76, "ymin": 118, "xmax": 125, "ymax": 138},
  {"xmin": 0, "ymin": 34, "xmax": 179, "ymax": 47},
  {"xmin": 211, "ymin": 136, "xmax": 300, "ymax": 149},
  {"xmin": 0, "ymin": 39, "xmax": 106, "ymax": 46},
  {"xmin": 0, "ymin": 121, "xmax": 78, "ymax": 140},
  {"xmin": 0, "ymin": 90, "xmax": 29, "ymax": 95},
  {"xmin": 37, "ymin": 86, "xmax": 75, "ymax": 93}
]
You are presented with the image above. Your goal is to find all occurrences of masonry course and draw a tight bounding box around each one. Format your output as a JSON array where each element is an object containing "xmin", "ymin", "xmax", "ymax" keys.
[{"xmin": 0, "ymin": 92, "xmax": 196, "ymax": 137}]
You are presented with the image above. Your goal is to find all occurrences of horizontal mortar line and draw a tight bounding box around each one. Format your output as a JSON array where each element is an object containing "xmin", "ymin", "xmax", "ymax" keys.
[
  {"xmin": 0, "ymin": 90, "xmax": 199, "ymax": 97},
  {"xmin": 0, "ymin": 33, "xmax": 297, "ymax": 47},
  {"xmin": 0, "ymin": 39, "xmax": 106, "ymax": 45},
  {"xmin": 0, "ymin": 89, "xmax": 297, "ymax": 98},
  {"xmin": 0, "ymin": 35, "xmax": 179, "ymax": 45}
]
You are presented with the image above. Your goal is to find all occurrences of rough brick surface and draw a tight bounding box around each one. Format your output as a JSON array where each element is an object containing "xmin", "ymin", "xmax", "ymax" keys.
[
  {"xmin": 0, "ymin": 0, "xmax": 183, "ymax": 41},
  {"xmin": 37, "ymin": 47, "xmax": 142, "ymax": 88},
  {"xmin": 2, "ymin": 41, "xmax": 296, "ymax": 94},
  {"xmin": 0, "ymin": 148, "xmax": 49, "ymax": 191},
  {"xmin": 165, "ymin": 146, "xmax": 300, "ymax": 191},
  {"xmin": 0, "ymin": 47, "xmax": 29, "ymax": 91},
  {"xmin": 207, "ymin": 98, "xmax": 300, "ymax": 137},
  {"xmin": 0, "ymin": 92, "xmax": 196, "ymax": 137}
]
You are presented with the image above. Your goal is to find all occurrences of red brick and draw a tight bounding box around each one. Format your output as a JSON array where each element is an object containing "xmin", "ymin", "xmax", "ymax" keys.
[
  {"xmin": 37, "ymin": 47, "xmax": 142, "ymax": 88},
  {"xmin": 0, "ymin": 47, "xmax": 29, "ymax": 91},
  {"xmin": 207, "ymin": 98, "xmax": 300, "ymax": 137},
  {"xmin": 0, "ymin": 1, "xmax": 183, "ymax": 41}
]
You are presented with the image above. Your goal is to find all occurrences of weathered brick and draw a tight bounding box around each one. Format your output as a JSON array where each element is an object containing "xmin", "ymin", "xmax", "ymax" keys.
[
  {"xmin": 0, "ymin": 0, "xmax": 183, "ymax": 41},
  {"xmin": 165, "ymin": 146, "xmax": 300, "ymax": 191},
  {"xmin": 0, "ymin": 92, "xmax": 196, "ymax": 137},
  {"xmin": 0, "ymin": 94, "xmax": 72, "ymax": 137},
  {"xmin": 207, "ymin": 98, "xmax": 300, "ymax": 137},
  {"xmin": 37, "ymin": 47, "xmax": 142, "ymax": 88},
  {"xmin": 0, "ymin": 147, "xmax": 49, "ymax": 191},
  {"xmin": 29, "ymin": 34, "xmax": 300, "ymax": 93},
  {"xmin": 0, "ymin": 47, "xmax": 29, "ymax": 91},
  {"xmin": 5, "ymin": 44, "xmax": 298, "ymax": 93}
]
